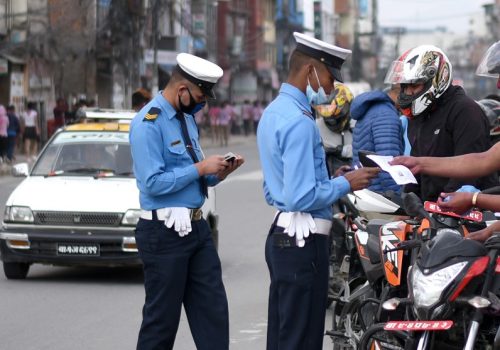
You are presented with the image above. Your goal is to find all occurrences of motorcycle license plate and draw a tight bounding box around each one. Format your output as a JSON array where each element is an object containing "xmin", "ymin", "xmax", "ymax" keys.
[
  {"xmin": 57, "ymin": 243, "xmax": 100, "ymax": 256},
  {"xmin": 384, "ymin": 320, "xmax": 453, "ymax": 331},
  {"xmin": 424, "ymin": 201, "xmax": 483, "ymax": 222}
]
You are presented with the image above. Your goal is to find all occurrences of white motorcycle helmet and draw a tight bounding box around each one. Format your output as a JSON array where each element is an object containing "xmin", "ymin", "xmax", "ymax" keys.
[
  {"xmin": 476, "ymin": 41, "xmax": 500, "ymax": 88},
  {"xmin": 384, "ymin": 45, "xmax": 452, "ymax": 118}
]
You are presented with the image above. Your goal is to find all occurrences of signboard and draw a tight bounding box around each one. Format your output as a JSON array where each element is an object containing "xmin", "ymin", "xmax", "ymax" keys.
[{"xmin": 144, "ymin": 49, "xmax": 177, "ymax": 65}]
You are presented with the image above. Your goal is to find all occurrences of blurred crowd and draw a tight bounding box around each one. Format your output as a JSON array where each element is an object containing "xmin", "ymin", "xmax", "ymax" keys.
[{"xmin": 195, "ymin": 100, "xmax": 266, "ymax": 146}]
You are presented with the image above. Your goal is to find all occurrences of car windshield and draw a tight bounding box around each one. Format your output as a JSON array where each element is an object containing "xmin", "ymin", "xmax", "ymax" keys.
[{"xmin": 31, "ymin": 131, "xmax": 134, "ymax": 177}]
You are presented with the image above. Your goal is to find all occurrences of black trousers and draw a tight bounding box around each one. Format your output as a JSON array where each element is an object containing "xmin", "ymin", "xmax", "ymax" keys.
[
  {"xmin": 135, "ymin": 217, "xmax": 229, "ymax": 350},
  {"xmin": 265, "ymin": 226, "xmax": 329, "ymax": 350}
]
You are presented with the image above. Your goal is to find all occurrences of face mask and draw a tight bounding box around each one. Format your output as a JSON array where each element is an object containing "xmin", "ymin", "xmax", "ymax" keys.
[
  {"xmin": 306, "ymin": 67, "xmax": 329, "ymax": 106},
  {"xmin": 179, "ymin": 88, "xmax": 206, "ymax": 115}
]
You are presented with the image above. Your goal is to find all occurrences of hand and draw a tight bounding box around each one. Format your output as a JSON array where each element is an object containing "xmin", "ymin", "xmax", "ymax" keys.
[
  {"xmin": 284, "ymin": 212, "xmax": 317, "ymax": 248},
  {"xmin": 389, "ymin": 156, "xmax": 421, "ymax": 174},
  {"xmin": 344, "ymin": 167, "xmax": 380, "ymax": 191},
  {"xmin": 216, "ymin": 155, "xmax": 245, "ymax": 180},
  {"xmin": 196, "ymin": 155, "xmax": 227, "ymax": 176},
  {"xmin": 467, "ymin": 220, "xmax": 500, "ymax": 242},
  {"xmin": 164, "ymin": 207, "xmax": 192, "ymax": 237},
  {"xmin": 334, "ymin": 165, "xmax": 352, "ymax": 178},
  {"xmin": 436, "ymin": 192, "xmax": 474, "ymax": 214}
]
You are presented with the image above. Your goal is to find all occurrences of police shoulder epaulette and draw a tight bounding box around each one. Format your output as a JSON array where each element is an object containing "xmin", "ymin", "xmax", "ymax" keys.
[
  {"xmin": 302, "ymin": 109, "xmax": 314, "ymax": 119},
  {"xmin": 143, "ymin": 107, "xmax": 161, "ymax": 122}
]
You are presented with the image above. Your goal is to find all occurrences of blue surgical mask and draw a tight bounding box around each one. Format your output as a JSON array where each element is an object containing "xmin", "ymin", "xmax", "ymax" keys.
[{"xmin": 306, "ymin": 67, "xmax": 329, "ymax": 106}]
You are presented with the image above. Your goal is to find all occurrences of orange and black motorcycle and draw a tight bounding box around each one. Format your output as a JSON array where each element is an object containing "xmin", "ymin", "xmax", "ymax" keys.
[{"xmin": 328, "ymin": 192, "xmax": 487, "ymax": 350}]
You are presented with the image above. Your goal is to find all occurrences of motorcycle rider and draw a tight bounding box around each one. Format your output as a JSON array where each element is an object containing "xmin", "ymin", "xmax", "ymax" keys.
[
  {"xmin": 391, "ymin": 41, "xmax": 500, "ymax": 241},
  {"xmin": 385, "ymin": 44, "xmax": 498, "ymax": 202},
  {"xmin": 351, "ymin": 83, "xmax": 403, "ymax": 193},
  {"xmin": 315, "ymin": 82, "xmax": 354, "ymax": 174}
]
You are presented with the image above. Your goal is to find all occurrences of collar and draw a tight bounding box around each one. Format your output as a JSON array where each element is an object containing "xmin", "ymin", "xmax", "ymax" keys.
[
  {"xmin": 279, "ymin": 83, "xmax": 312, "ymax": 112},
  {"xmin": 155, "ymin": 91, "xmax": 177, "ymax": 119}
]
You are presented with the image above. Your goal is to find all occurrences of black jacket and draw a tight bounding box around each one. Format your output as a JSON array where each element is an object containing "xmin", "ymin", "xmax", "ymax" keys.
[{"xmin": 406, "ymin": 85, "xmax": 498, "ymax": 201}]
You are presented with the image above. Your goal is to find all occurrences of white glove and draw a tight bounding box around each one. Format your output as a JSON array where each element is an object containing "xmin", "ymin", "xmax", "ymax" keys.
[
  {"xmin": 284, "ymin": 212, "xmax": 317, "ymax": 248},
  {"xmin": 164, "ymin": 207, "xmax": 192, "ymax": 237}
]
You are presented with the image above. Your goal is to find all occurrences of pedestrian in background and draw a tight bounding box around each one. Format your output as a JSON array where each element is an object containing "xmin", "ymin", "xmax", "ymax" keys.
[
  {"xmin": 132, "ymin": 88, "xmax": 152, "ymax": 112},
  {"xmin": 53, "ymin": 98, "xmax": 67, "ymax": 128},
  {"xmin": 22, "ymin": 102, "xmax": 39, "ymax": 161},
  {"xmin": 129, "ymin": 53, "xmax": 244, "ymax": 350},
  {"xmin": 242, "ymin": 99, "xmax": 253, "ymax": 136},
  {"xmin": 218, "ymin": 100, "xmax": 233, "ymax": 147},
  {"xmin": 6, "ymin": 105, "xmax": 20, "ymax": 163},
  {"xmin": 0, "ymin": 105, "xmax": 8, "ymax": 163},
  {"xmin": 257, "ymin": 32, "xmax": 379, "ymax": 350},
  {"xmin": 351, "ymin": 84, "xmax": 403, "ymax": 193},
  {"xmin": 252, "ymin": 100, "xmax": 262, "ymax": 134},
  {"xmin": 208, "ymin": 101, "xmax": 221, "ymax": 144}
]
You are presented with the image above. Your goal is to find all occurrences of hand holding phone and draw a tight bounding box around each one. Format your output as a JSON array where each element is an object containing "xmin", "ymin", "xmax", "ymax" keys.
[{"xmin": 223, "ymin": 152, "xmax": 236, "ymax": 163}]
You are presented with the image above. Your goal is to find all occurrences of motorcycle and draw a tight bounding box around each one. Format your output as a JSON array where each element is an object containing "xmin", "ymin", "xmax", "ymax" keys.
[
  {"xmin": 326, "ymin": 189, "xmax": 404, "ymax": 349},
  {"xmin": 331, "ymin": 192, "xmax": 489, "ymax": 349},
  {"xmin": 359, "ymin": 195, "xmax": 498, "ymax": 350}
]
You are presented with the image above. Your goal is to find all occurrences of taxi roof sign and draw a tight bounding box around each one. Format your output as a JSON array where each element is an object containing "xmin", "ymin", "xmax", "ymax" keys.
[{"xmin": 82, "ymin": 108, "xmax": 136, "ymax": 121}]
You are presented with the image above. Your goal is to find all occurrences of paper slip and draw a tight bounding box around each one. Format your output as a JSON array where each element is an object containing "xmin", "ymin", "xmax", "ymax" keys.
[{"xmin": 367, "ymin": 155, "xmax": 418, "ymax": 185}]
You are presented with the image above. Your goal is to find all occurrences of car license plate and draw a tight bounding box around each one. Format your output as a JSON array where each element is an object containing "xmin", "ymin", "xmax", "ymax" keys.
[
  {"xmin": 57, "ymin": 243, "xmax": 100, "ymax": 256},
  {"xmin": 384, "ymin": 320, "xmax": 453, "ymax": 331}
]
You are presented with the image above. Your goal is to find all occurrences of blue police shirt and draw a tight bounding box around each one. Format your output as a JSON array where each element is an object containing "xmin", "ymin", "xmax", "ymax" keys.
[
  {"xmin": 129, "ymin": 92, "xmax": 219, "ymax": 210},
  {"xmin": 257, "ymin": 83, "xmax": 351, "ymax": 220}
]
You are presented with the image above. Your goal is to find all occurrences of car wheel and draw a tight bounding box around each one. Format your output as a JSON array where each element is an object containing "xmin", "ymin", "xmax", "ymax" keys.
[{"xmin": 3, "ymin": 262, "xmax": 30, "ymax": 279}]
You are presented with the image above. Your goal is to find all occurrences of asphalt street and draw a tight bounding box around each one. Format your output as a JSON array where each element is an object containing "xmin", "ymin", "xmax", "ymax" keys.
[{"xmin": 0, "ymin": 136, "xmax": 335, "ymax": 350}]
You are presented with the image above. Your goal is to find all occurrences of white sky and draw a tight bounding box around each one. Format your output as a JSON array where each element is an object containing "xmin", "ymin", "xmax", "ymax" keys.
[{"xmin": 378, "ymin": 0, "xmax": 492, "ymax": 33}]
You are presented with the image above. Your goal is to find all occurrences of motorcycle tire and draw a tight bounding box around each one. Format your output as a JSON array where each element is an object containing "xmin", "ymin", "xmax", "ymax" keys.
[{"xmin": 359, "ymin": 323, "xmax": 409, "ymax": 350}]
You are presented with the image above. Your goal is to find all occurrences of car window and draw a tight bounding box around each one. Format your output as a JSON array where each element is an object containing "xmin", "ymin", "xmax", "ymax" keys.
[{"xmin": 31, "ymin": 131, "xmax": 133, "ymax": 177}]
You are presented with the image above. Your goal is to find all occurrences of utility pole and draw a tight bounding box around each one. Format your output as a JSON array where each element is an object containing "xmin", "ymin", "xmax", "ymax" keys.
[{"xmin": 151, "ymin": 0, "xmax": 159, "ymax": 94}]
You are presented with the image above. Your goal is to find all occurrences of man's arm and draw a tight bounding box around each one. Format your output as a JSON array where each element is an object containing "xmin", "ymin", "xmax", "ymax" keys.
[{"xmin": 392, "ymin": 143, "xmax": 500, "ymax": 178}]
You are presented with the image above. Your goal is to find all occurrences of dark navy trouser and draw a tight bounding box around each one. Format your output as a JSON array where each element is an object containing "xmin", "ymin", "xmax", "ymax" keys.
[
  {"xmin": 135, "ymin": 217, "xmax": 229, "ymax": 350},
  {"xmin": 265, "ymin": 227, "xmax": 329, "ymax": 350}
]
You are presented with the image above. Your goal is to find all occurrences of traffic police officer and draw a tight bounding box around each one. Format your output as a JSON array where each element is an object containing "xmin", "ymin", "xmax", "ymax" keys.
[
  {"xmin": 257, "ymin": 32, "xmax": 379, "ymax": 349},
  {"xmin": 130, "ymin": 53, "xmax": 243, "ymax": 350}
]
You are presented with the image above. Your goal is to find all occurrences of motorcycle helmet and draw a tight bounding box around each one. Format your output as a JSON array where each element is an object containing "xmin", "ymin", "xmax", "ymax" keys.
[
  {"xmin": 476, "ymin": 41, "xmax": 500, "ymax": 78},
  {"xmin": 313, "ymin": 83, "xmax": 353, "ymax": 133},
  {"xmin": 477, "ymin": 98, "xmax": 500, "ymax": 139},
  {"xmin": 384, "ymin": 45, "xmax": 452, "ymax": 118}
]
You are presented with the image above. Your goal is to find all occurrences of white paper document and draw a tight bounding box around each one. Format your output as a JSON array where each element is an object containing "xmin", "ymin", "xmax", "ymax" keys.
[{"xmin": 366, "ymin": 155, "xmax": 418, "ymax": 185}]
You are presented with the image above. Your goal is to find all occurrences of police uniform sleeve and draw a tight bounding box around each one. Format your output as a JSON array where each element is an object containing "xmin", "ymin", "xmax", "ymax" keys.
[
  {"xmin": 205, "ymin": 174, "xmax": 220, "ymax": 187},
  {"xmin": 130, "ymin": 115, "xmax": 199, "ymax": 196},
  {"xmin": 280, "ymin": 116, "xmax": 350, "ymax": 212}
]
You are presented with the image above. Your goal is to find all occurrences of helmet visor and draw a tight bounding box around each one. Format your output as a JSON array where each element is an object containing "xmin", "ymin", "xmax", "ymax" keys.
[
  {"xmin": 384, "ymin": 60, "xmax": 429, "ymax": 85},
  {"xmin": 476, "ymin": 41, "xmax": 500, "ymax": 78}
]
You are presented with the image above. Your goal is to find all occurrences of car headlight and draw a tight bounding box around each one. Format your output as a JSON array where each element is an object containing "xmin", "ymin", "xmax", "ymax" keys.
[
  {"xmin": 411, "ymin": 262, "xmax": 467, "ymax": 309},
  {"xmin": 4, "ymin": 206, "xmax": 34, "ymax": 223},
  {"xmin": 121, "ymin": 209, "xmax": 141, "ymax": 226}
]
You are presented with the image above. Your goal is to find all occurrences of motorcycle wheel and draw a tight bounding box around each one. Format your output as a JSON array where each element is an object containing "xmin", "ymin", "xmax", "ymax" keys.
[{"xmin": 359, "ymin": 323, "xmax": 409, "ymax": 350}]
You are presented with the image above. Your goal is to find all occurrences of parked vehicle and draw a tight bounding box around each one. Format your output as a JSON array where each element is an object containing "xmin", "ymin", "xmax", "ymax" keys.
[
  {"xmin": 0, "ymin": 109, "xmax": 219, "ymax": 279},
  {"xmin": 359, "ymin": 195, "xmax": 498, "ymax": 350}
]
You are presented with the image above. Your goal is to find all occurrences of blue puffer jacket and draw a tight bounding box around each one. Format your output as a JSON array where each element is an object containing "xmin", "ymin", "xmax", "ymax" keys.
[{"xmin": 351, "ymin": 91, "xmax": 403, "ymax": 193}]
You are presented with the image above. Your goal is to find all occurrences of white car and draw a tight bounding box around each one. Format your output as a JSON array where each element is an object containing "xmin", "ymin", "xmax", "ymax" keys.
[{"xmin": 0, "ymin": 109, "xmax": 219, "ymax": 279}]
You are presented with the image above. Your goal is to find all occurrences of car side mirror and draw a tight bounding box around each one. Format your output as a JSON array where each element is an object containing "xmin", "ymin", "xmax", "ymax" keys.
[{"xmin": 12, "ymin": 163, "xmax": 29, "ymax": 177}]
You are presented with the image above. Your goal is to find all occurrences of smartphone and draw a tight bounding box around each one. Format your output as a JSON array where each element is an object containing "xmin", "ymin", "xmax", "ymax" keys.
[
  {"xmin": 224, "ymin": 152, "xmax": 236, "ymax": 163},
  {"xmin": 358, "ymin": 150, "xmax": 378, "ymax": 168}
]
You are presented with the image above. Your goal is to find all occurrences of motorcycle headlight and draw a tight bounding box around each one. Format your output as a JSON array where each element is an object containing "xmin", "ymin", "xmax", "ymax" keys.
[
  {"xmin": 121, "ymin": 209, "xmax": 141, "ymax": 226},
  {"xmin": 411, "ymin": 262, "xmax": 467, "ymax": 309},
  {"xmin": 4, "ymin": 206, "xmax": 34, "ymax": 223}
]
